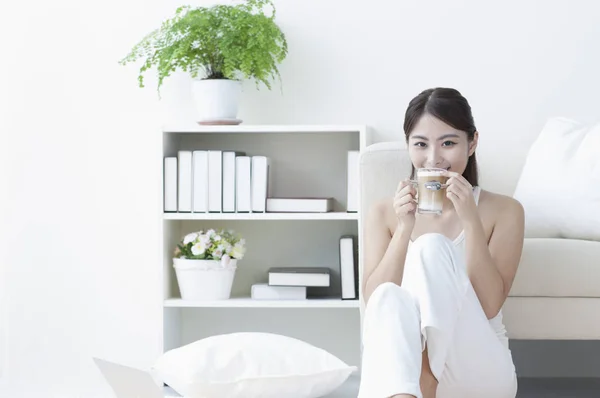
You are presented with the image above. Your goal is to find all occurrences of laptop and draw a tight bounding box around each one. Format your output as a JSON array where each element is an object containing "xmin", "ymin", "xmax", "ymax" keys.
[{"xmin": 93, "ymin": 357, "xmax": 176, "ymax": 398}]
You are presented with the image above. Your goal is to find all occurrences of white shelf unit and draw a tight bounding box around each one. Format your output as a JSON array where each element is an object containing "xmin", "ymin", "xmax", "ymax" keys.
[{"xmin": 160, "ymin": 124, "xmax": 368, "ymax": 368}]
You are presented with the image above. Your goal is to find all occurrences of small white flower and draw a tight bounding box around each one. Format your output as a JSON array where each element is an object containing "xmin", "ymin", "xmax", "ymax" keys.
[
  {"xmin": 230, "ymin": 243, "xmax": 246, "ymax": 259},
  {"xmin": 214, "ymin": 235, "xmax": 222, "ymax": 241},
  {"xmin": 191, "ymin": 242, "xmax": 206, "ymax": 256},
  {"xmin": 199, "ymin": 234, "xmax": 210, "ymax": 246},
  {"xmin": 183, "ymin": 233, "xmax": 198, "ymax": 245},
  {"xmin": 221, "ymin": 254, "xmax": 231, "ymax": 267},
  {"xmin": 213, "ymin": 248, "xmax": 223, "ymax": 259},
  {"xmin": 206, "ymin": 229, "xmax": 216, "ymax": 237}
]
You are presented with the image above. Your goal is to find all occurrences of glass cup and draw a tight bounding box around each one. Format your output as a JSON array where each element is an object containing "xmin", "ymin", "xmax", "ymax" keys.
[{"xmin": 411, "ymin": 168, "xmax": 449, "ymax": 215}]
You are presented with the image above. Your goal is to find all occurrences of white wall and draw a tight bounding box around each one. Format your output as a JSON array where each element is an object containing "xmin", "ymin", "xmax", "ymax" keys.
[
  {"xmin": 2, "ymin": 0, "xmax": 600, "ymax": 396},
  {"xmin": 0, "ymin": 0, "xmax": 171, "ymax": 396},
  {"xmin": 163, "ymin": 0, "xmax": 600, "ymax": 196}
]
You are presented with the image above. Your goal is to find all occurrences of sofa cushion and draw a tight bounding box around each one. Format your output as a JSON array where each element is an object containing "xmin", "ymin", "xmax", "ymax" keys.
[
  {"xmin": 513, "ymin": 117, "xmax": 600, "ymax": 241},
  {"xmin": 509, "ymin": 238, "xmax": 600, "ymax": 297},
  {"xmin": 503, "ymin": 297, "xmax": 600, "ymax": 340}
]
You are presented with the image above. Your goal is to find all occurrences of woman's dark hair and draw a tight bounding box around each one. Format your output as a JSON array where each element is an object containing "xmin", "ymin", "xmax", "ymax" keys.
[{"xmin": 403, "ymin": 87, "xmax": 479, "ymax": 187}]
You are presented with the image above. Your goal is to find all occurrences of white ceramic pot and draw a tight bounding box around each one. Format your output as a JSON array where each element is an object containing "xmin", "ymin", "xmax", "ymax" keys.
[
  {"xmin": 191, "ymin": 78, "xmax": 242, "ymax": 122},
  {"xmin": 173, "ymin": 258, "xmax": 237, "ymax": 301}
]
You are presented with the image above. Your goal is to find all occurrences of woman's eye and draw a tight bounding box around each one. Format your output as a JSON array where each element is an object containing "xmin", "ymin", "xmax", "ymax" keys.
[
  {"xmin": 442, "ymin": 141, "xmax": 457, "ymax": 147},
  {"xmin": 414, "ymin": 142, "xmax": 426, "ymax": 147}
]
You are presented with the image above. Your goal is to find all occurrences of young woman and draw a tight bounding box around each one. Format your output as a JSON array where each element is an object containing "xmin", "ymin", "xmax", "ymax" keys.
[{"xmin": 357, "ymin": 88, "xmax": 525, "ymax": 398}]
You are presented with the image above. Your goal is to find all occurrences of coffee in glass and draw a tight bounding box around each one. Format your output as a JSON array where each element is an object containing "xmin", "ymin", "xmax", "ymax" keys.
[{"xmin": 413, "ymin": 168, "xmax": 449, "ymax": 215}]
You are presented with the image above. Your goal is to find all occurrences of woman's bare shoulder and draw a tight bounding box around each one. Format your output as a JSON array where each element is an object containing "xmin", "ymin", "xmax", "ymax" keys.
[{"xmin": 367, "ymin": 197, "xmax": 396, "ymax": 235}]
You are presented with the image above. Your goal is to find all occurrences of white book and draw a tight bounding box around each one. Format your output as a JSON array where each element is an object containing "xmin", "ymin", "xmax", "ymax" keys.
[
  {"xmin": 251, "ymin": 156, "xmax": 270, "ymax": 213},
  {"xmin": 251, "ymin": 283, "xmax": 307, "ymax": 300},
  {"xmin": 223, "ymin": 151, "xmax": 244, "ymax": 212},
  {"xmin": 164, "ymin": 157, "xmax": 177, "ymax": 212},
  {"xmin": 266, "ymin": 198, "xmax": 333, "ymax": 213},
  {"xmin": 340, "ymin": 236, "xmax": 357, "ymax": 299},
  {"xmin": 236, "ymin": 156, "xmax": 252, "ymax": 212},
  {"xmin": 208, "ymin": 150, "xmax": 223, "ymax": 212},
  {"xmin": 347, "ymin": 150, "xmax": 359, "ymax": 212},
  {"xmin": 192, "ymin": 151, "xmax": 209, "ymax": 213},
  {"xmin": 178, "ymin": 151, "xmax": 193, "ymax": 212},
  {"xmin": 268, "ymin": 267, "xmax": 330, "ymax": 287}
]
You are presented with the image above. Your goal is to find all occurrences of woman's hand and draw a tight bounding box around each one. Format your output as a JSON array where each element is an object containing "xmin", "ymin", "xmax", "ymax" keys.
[
  {"xmin": 393, "ymin": 179, "xmax": 417, "ymax": 232},
  {"xmin": 443, "ymin": 171, "xmax": 480, "ymax": 226}
]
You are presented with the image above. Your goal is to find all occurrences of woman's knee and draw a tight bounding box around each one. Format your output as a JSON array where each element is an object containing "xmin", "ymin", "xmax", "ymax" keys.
[{"xmin": 366, "ymin": 282, "xmax": 415, "ymax": 312}]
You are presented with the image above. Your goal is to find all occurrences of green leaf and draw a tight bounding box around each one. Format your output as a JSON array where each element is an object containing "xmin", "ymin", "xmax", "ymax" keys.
[{"xmin": 119, "ymin": 0, "xmax": 287, "ymax": 95}]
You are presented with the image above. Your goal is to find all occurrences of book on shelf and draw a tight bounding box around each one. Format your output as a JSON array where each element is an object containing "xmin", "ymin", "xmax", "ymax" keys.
[
  {"xmin": 223, "ymin": 151, "xmax": 246, "ymax": 213},
  {"xmin": 208, "ymin": 150, "xmax": 223, "ymax": 212},
  {"xmin": 339, "ymin": 235, "xmax": 358, "ymax": 300},
  {"xmin": 267, "ymin": 267, "xmax": 331, "ymax": 287},
  {"xmin": 235, "ymin": 156, "xmax": 252, "ymax": 212},
  {"xmin": 251, "ymin": 283, "xmax": 307, "ymax": 300},
  {"xmin": 164, "ymin": 157, "xmax": 178, "ymax": 212},
  {"xmin": 265, "ymin": 197, "xmax": 333, "ymax": 213},
  {"xmin": 251, "ymin": 156, "xmax": 270, "ymax": 213},
  {"xmin": 347, "ymin": 150, "xmax": 359, "ymax": 212},
  {"xmin": 178, "ymin": 151, "xmax": 193, "ymax": 212},
  {"xmin": 192, "ymin": 150, "xmax": 209, "ymax": 213}
]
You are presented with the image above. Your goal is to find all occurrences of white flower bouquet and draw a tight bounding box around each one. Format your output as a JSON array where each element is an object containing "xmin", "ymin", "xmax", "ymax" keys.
[{"xmin": 174, "ymin": 228, "xmax": 246, "ymax": 267}]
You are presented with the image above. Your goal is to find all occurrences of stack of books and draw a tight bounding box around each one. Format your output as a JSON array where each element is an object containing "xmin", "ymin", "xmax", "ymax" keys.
[
  {"xmin": 164, "ymin": 150, "xmax": 268, "ymax": 213},
  {"xmin": 163, "ymin": 150, "xmax": 359, "ymax": 213},
  {"xmin": 250, "ymin": 235, "xmax": 358, "ymax": 301}
]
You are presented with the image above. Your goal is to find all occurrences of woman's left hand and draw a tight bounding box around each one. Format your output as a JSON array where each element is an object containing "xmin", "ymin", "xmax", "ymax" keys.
[{"xmin": 443, "ymin": 171, "xmax": 480, "ymax": 226}]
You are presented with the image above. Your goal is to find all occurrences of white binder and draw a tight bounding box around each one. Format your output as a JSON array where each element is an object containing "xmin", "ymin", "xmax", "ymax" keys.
[{"xmin": 164, "ymin": 157, "xmax": 177, "ymax": 212}]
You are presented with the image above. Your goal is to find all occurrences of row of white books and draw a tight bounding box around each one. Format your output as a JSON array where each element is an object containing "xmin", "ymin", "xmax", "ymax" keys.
[
  {"xmin": 251, "ymin": 236, "xmax": 358, "ymax": 300},
  {"xmin": 164, "ymin": 150, "xmax": 360, "ymax": 213}
]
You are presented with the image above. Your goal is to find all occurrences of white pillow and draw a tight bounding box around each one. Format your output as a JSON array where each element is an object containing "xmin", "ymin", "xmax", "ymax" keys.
[
  {"xmin": 513, "ymin": 117, "xmax": 600, "ymax": 241},
  {"xmin": 151, "ymin": 332, "xmax": 357, "ymax": 398}
]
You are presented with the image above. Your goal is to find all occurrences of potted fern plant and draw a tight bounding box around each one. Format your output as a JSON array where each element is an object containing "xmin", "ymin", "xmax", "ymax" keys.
[{"xmin": 119, "ymin": 0, "xmax": 288, "ymax": 125}]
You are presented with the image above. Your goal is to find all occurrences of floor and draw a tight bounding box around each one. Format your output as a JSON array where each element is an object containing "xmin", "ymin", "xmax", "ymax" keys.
[
  {"xmin": 517, "ymin": 378, "xmax": 600, "ymax": 397},
  {"xmin": 165, "ymin": 376, "xmax": 600, "ymax": 397}
]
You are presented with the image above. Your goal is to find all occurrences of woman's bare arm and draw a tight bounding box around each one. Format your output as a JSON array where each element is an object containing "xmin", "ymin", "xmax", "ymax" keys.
[
  {"xmin": 465, "ymin": 196, "xmax": 525, "ymax": 319},
  {"xmin": 361, "ymin": 201, "xmax": 413, "ymax": 304}
]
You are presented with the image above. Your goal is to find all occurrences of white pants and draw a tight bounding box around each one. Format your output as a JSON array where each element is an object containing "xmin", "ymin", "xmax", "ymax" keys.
[{"xmin": 358, "ymin": 233, "xmax": 518, "ymax": 398}]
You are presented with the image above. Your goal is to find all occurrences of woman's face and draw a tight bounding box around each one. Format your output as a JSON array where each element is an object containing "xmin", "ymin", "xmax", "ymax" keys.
[{"xmin": 407, "ymin": 113, "xmax": 478, "ymax": 174}]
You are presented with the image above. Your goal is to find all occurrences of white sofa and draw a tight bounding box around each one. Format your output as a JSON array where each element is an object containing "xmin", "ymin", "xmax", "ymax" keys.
[{"xmin": 358, "ymin": 141, "xmax": 600, "ymax": 340}]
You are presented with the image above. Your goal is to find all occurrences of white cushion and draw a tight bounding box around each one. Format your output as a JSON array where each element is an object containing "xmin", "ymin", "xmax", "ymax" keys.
[
  {"xmin": 509, "ymin": 238, "xmax": 600, "ymax": 297},
  {"xmin": 151, "ymin": 332, "xmax": 357, "ymax": 398},
  {"xmin": 513, "ymin": 117, "xmax": 600, "ymax": 241}
]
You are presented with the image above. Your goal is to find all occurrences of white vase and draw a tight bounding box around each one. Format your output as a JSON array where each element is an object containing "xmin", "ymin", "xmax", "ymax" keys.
[
  {"xmin": 173, "ymin": 258, "xmax": 237, "ymax": 301},
  {"xmin": 191, "ymin": 78, "xmax": 242, "ymax": 123}
]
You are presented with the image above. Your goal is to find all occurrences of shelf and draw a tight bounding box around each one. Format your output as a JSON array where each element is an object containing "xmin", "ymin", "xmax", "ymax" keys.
[
  {"xmin": 163, "ymin": 212, "xmax": 359, "ymax": 221},
  {"xmin": 162, "ymin": 124, "xmax": 366, "ymax": 135},
  {"xmin": 164, "ymin": 297, "xmax": 360, "ymax": 308}
]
